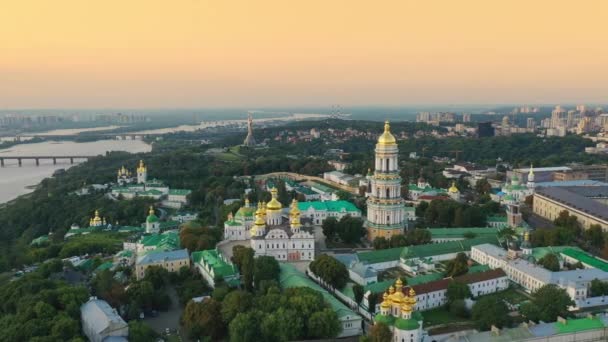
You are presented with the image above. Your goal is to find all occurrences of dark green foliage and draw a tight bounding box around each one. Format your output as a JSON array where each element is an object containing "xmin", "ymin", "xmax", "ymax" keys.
[
  {"xmin": 590, "ymin": 279, "xmax": 608, "ymax": 297},
  {"xmin": 353, "ymin": 284, "xmax": 365, "ymax": 305},
  {"xmin": 420, "ymin": 199, "xmax": 490, "ymax": 228},
  {"xmin": 0, "ymin": 271, "xmax": 89, "ymax": 341},
  {"xmin": 471, "ymin": 295, "xmax": 511, "ymax": 331},
  {"xmin": 520, "ymin": 284, "xmax": 574, "ymax": 322},
  {"xmin": 445, "ymin": 252, "xmax": 469, "ymax": 277},
  {"xmin": 232, "ymin": 246, "xmax": 255, "ymax": 291},
  {"xmin": 221, "ymin": 290, "xmax": 253, "ymax": 323},
  {"xmin": 179, "ymin": 222, "xmax": 222, "ymax": 252},
  {"xmin": 182, "ymin": 298, "xmax": 226, "ymax": 341},
  {"xmin": 254, "ymin": 256, "xmax": 280, "ymax": 289},
  {"xmin": 322, "ymin": 216, "xmax": 339, "ymax": 240},
  {"xmin": 446, "ymin": 281, "xmax": 472, "ymax": 303},
  {"xmin": 128, "ymin": 320, "xmax": 158, "ymax": 342},
  {"xmin": 368, "ymin": 322, "xmax": 392, "ymax": 342},
  {"xmin": 309, "ymin": 254, "xmax": 349, "ymax": 289},
  {"xmin": 449, "ymin": 299, "xmax": 469, "ymax": 318},
  {"xmin": 538, "ymin": 253, "xmax": 560, "ymax": 272},
  {"xmin": 337, "ymin": 215, "xmax": 366, "ymax": 243}
]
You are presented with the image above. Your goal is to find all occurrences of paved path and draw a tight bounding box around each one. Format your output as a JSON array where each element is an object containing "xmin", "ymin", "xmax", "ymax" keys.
[{"xmin": 143, "ymin": 286, "xmax": 187, "ymax": 341}]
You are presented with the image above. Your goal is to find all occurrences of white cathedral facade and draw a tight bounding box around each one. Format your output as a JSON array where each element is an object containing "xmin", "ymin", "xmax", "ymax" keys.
[{"xmin": 223, "ymin": 188, "xmax": 315, "ymax": 261}]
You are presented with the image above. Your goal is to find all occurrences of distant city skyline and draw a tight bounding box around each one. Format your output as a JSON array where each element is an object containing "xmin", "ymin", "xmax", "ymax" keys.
[{"xmin": 1, "ymin": 1, "xmax": 607, "ymax": 108}]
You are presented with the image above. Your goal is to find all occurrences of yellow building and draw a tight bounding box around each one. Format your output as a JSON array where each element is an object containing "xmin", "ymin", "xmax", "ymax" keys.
[
  {"xmin": 135, "ymin": 249, "xmax": 190, "ymax": 280},
  {"xmin": 533, "ymin": 187, "xmax": 608, "ymax": 230}
]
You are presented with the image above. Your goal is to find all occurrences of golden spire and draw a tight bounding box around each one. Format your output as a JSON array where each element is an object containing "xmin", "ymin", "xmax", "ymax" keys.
[
  {"xmin": 228, "ymin": 212, "xmax": 233, "ymax": 221},
  {"xmin": 380, "ymin": 292, "xmax": 391, "ymax": 309},
  {"xmin": 148, "ymin": 206, "xmax": 155, "ymax": 216},
  {"xmin": 290, "ymin": 198, "xmax": 300, "ymax": 216},
  {"xmin": 395, "ymin": 278, "xmax": 403, "ymax": 291},
  {"xmin": 137, "ymin": 160, "xmax": 146, "ymax": 173},
  {"xmin": 407, "ymin": 288, "xmax": 417, "ymax": 306},
  {"xmin": 524, "ymin": 231, "xmax": 530, "ymax": 241},
  {"xmin": 389, "ymin": 285, "xmax": 395, "ymax": 294},
  {"xmin": 377, "ymin": 120, "xmax": 397, "ymax": 146}
]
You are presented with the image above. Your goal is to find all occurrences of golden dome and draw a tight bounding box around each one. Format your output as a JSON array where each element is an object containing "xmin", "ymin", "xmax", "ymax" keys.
[
  {"xmin": 401, "ymin": 303, "xmax": 412, "ymax": 313},
  {"xmin": 137, "ymin": 160, "xmax": 146, "ymax": 173},
  {"xmin": 395, "ymin": 278, "xmax": 403, "ymax": 289},
  {"xmin": 266, "ymin": 188, "xmax": 282, "ymax": 211},
  {"xmin": 389, "ymin": 285, "xmax": 395, "ymax": 294},
  {"xmin": 290, "ymin": 215, "xmax": 301, "ymax": 227},
  {"xmin": 448, "ymin": 181, "xmax": 459, "ymax": 193},
  {"xmin": 92, "ymin": 210, "xmax": 102, "ymax": 224},
  {"xmin": 254, "ymin": 212, "xmax": 266, "ymax": 226},
  {"xmin": 290, "ymin": 199, "xmax": 300, "ymax": 216},
  {"xmin": 377, "ymin": 121, "xmax": 397, "ymax": 146}
]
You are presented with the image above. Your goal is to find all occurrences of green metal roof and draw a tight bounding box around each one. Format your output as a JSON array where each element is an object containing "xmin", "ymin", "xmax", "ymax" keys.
[
  {"xmin": 427, "ymin": 227, "xmax": 498, "ymax": 238},
  {"xmin": 140, "ymin": 231, "xmax": 179, "ymax": 250},
  {"xmin": 95, "ymin": 261, "xmax": 114, "ymax": 272},
  {"xmin": 487, "ymin": 215, "xmax": 508, "ymax": 223},
  {"xmin": 310, "ymin": 182, "xmax": 335, "ymax": 193},
  {"xmin": 555, "ymin": 317, "xmax": 606, "ymax": 334},
  {"xmin": 357, "ymin": 247, "xmax": 403, "ymax": 264},
  {"xmin": 192, "ymin": 249, "xmax": 239, "ymax": 279},
  {"xmin": 30, "ymin": 235, "xmax": 50, "ymax": 245},
  {"xmin": 146, "ymin": 214, "xmax": 159, "ymax": 223},
  {"xmin": 279, "ymin": 263, "xmax": 358, "ymax": 319},
  {"xmin": 169, "ymin": 189, "xmax": 192, "ymax": 195},
  {"xmin": 531, "ymin": 246, "xmax": 583, "ymax": 262},
  {"xmin": 561, "ymin": 248, "xmax": 608, "ymax": 272},
  {"xmin": 395, "ymin": 318, "xmax": 420, "ymax": 330},
  {"xmin": 400, "ymin": 236, "xmax": 500, "ymax": 260},
  {"xmin": 374, "ymin": 314, "xmax": 395, "ymax": 326},
  {"xmin": 298, "ymin": 200, "xmax": 360, "ymax": 213}
]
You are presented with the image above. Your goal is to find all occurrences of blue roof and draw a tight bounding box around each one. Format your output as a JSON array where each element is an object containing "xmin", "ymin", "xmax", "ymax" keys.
[{"xmin": 136, "ymin": 249, "xmax": 189, "ymax": 265}]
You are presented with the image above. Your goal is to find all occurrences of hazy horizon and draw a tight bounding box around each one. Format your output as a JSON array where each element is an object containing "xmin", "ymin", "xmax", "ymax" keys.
[{"xmin": 2, "ymin": 1, "xmax": 607, "ymax": 108}]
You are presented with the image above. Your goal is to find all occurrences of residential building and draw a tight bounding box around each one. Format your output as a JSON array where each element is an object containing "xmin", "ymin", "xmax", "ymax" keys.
[
  {"xmin": 192, "ymin": 249, "xmax": 240, "ymax": 288},
  {"xmin": 297, "ymin": 200, "xmax": 362, "ymax": 225},
  {"xmin": 533, "ymin": 186, "xmax": 608, "ymax": 230},
  {"xmin": 80, "ymin": 297, "xmax": 128, "ymax": 342},
  {"xmin": 135, "ymin": 249, "xmax": 190, "ymax": 280},
  {"xmin": 471, "ymin": 244, "xmax": 608, "ymax": 309}
]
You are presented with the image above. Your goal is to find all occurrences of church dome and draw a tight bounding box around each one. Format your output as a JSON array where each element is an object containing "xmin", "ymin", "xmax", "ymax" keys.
[
  {"xmin": 448, "ymin": 182, "xmax": 459, "ymax": 193},
  {"xmin": 266, "ymin": 188, "xmax": 282, "ymax": 211},
  {"xmin": 377, "ymin": 121, "xmax": 397, "ymax": 146},
  {"xmin": 146, "ymin": 206, "xmax": 159, "ymax": 223}
]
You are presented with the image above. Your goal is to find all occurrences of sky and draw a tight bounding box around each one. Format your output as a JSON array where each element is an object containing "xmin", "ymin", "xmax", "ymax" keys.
[{"xmin": 1, "ymin": 0, "xmax": 607, "ymax": 109}]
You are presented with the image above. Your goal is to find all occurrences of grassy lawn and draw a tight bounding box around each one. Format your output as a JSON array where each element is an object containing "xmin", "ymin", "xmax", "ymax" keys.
[
  {"xmin": 423, "ymin": 307, "xmax": 471, "ymax": 326},
  {"xmin": 490, "ymin": 288, "xmax": 530, "ymax": 305}
]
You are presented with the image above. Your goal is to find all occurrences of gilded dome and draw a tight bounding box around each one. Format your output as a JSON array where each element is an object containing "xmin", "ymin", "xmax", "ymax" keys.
[
  {"xmin": 448, "ymin": 181, "xmax": 459, "ymax": 193},
  {"xmin": 254, "ymin": 212, "xmax": 266, "ymax": 226},
  {"xmin": 290, "ymin": 198, "xmax": 300, "ymax": 216},
  {"xmin": 266, "ymin": 188, "xmax": 282, "ymax": 211},
  {"xmin": 377, "ymin": 121, "xmax": 397, "ymax": 146},
  {"xmin": 137, "ymin": 160, "xmax": 146, "ymax": 173}
]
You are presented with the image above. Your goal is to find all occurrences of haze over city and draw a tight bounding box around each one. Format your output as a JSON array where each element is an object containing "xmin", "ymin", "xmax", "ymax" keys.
[{"xmin": 2, "ymin": 0, "xmax": 607, "ymax": 108}]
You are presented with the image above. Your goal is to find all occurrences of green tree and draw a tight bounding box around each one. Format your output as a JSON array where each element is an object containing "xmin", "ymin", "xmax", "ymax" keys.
[
  {"xmin": 143, "ymin": 265, "xmax": 170, "ymax": 289},
  {"xmin": 446, "ymin": 281, "xmax": 472, "ymax": 303},
  {"xmin": 373, "ymin": 237, "xmax": 390, "ymax": 250},
  {"xmin": 538, "ymin": 253, "xmax": 560, "ymax": 272},
  {"xmin": 337, "ymin": 215, "xmax": 366, "ymax": 244},
  {"xmin": 229, "ymin": 311, "xmax": 263, "ymax": 342},
  {"xmin": 182, "ymin": 298, "xmax": 226, "ymax": 341},
  {"xmin": 445, "ymin": 252, "xmax": 469, "ymax": 277},
  {"xmin": 590, "ymin": 279, "xmax": 608, "ymax": 297},
  {"xmin": 322, "ymin": 217, "xmax": 339, "ymax": 240},
  {"xmin": 471, "ymin": 296, "xmax": 511, "ymax": 331},
  {"xmin": 309, "ymin": 254, "xmax": 349, "ymax": 289},
  {"xmin": 128, "ymin": 320, "xmax": 158, "ymax": 342},
  {"xmin": 307, "ymin": 308, "xmax": 342, "ymax": 339},
  {"xmin": 232, "ymin": 246, "xmax": 255, "ymax": 291},
  {"xmin": 449, "ymin": 299, "xmax": 468, "ymax": 318},
  {"xmin": 221, "ymin": 290, "xmax": 253, "ymax": 323},
  {"xmin": 261, "ymin": 307, "xmax": 303, "ymax": 341},
  {"xmin": 521, "ymin": 284, "xmax": 574, "ymax": 322},
  {"xmin": 336, "ymin": 190, "xmax": 354, "ymax": 201},
  {"xmin": 369, "ymin": 322, "xmax": 392, "ymax": 342},
  {"xmin": 475, "ymin": 178, "xmax": 492, "ymax": 196},
  {"xmin": 353, "ymin": 284, "xmax": 365, "ymax": 307},
  {"xmin": 254, "ymin": 256, "xmax": 280, "ymax": 289},
  {"xmin": 583, "ymin": 224, "xmax": 604, "ymax": 249},
  {"xmin": 389, "ymin": 234, "xmax": 408, "ymax": 248},
  {"xmin": 406, "ymin": 229, "xmax": 431, "ymax": 245}
]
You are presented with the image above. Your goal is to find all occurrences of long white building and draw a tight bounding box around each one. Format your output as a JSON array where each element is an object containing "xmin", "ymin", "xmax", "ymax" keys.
[{"xmin": 471, "ymin": 243, "xmax": 608, "ymax": 309}]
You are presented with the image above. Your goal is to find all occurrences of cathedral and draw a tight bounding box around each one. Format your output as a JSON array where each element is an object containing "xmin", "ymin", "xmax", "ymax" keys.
[
  {"xmin": 366, "ymin": 121, "xmax": 407, "ymax": 241},
  {"xmin": 224, "ymin": 188, "xmax": 315, "ymax": 261},
  {"xmin": 117, "ymin": 160, "xmax": 147, "ymax": 185},
  {"xmin": 375, "ymin": 278, "xmax": 426, "ymax": 342}
]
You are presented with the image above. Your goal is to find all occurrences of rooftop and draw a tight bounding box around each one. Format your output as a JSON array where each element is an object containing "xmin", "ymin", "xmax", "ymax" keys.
[
  {"xmin": 427, "ymin": 227, "xmax": 499, "ymax": 238},
  {"xmin": 192, "ymin": 249, "xmax": 239, "ymax": 278},
  {"xmin": 560, "ymin": 248, "xmax": 608, "ymax": 272},
  {"xmin": 279, "ymin": 263, "xmax": 359, "ymax": 320},
  {"xmin": 535, "ymin": 186, "xmax": 608, "ymax": 221},
  {"xmin": 298, "ymin": 200, "xmax": 360, "ymax": 213},
  {"xmin": 136, "ymin": 248, "xmax": 189, "ymax": 265}
]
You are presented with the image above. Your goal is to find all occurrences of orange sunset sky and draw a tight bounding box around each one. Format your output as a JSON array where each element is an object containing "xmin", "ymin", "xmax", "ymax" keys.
[{"xmin": 1, "ymin": 0, "xmax": 607, "ymax": 108}]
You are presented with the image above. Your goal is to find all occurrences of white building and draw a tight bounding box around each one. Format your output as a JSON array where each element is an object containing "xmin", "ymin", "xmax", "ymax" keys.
[
  {"xmin": 297, "ymin": 200, "xmax": 362, "ymax": 225},
  {"xmin": 80, "ymin": 297, "xmax": 128, "ymax": 342},
  {"xmin": 471, "ymin": 243, "xmax": 608, "ymax": 309},
  {"xmin": 224, "ymin": 190, "xmax": 315, "ymax": 261}
]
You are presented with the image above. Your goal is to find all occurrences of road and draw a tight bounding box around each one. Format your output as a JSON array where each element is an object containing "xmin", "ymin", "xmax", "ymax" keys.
[{"xmin": 143, "ymin": 286, "xmax": 188, "ymax": 341}]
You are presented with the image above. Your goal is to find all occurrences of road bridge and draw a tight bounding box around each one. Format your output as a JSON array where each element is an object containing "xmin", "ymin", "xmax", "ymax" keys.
[{"xmin": 0, "ymin": 155, "xmax": 96, "ymax": 167}]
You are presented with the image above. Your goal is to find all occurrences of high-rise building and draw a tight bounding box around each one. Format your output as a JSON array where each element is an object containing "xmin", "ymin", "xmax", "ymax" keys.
[
  {"xmin": 462, "ymin": 113, "xmax": 471, "ymax": 122},
  {"xmin": 366, "ymin": 121, "xmax": 406, "ymax": 241},
  {"xmin": 243, "ymin": 112, "xmax": 257, "ymax": 146},
  {"xmin": 526, "ymin": 117, "xmax": 536, "ymax": 130},
  {"xmin": 551, "ymin": 105, "xmax": 566, "ymax": 128}
]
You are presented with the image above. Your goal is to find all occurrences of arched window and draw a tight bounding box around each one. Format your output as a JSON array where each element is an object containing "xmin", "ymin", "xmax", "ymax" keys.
[
  {"xmin": 386, "ymin": 188, "xmax": 390, "ymax": 198},
  {"xmin": 387, "ymin": 215, "xmax": 390, "ymax": 224},
  {"xmin": 386, "ymin": 158, "xmax": 390, "ymax": 170}
]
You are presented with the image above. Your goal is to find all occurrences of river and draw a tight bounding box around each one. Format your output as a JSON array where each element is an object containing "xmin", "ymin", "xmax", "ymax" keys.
[{"xmin": 0, "ymin": 140, "xmax": 151, "ymax": 203}]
